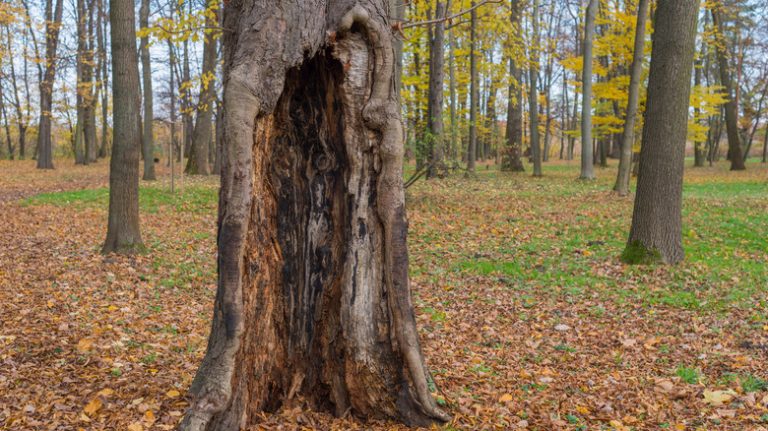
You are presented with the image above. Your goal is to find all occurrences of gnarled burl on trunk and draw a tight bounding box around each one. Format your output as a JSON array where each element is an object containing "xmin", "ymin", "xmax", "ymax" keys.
[{"xmin": 180, "ymin": 2, "xmax": 450, "ymax": 430}]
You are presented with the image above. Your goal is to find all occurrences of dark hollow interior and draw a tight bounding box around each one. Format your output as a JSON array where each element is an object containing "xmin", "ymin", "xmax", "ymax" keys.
[{"xmin": 266, "ymin": 50, "xmax": 351, "ymax": 412}]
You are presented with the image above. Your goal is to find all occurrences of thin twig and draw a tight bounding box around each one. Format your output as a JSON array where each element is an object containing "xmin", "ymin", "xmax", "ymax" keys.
[{"xmin": 402, "ymin": 0, "xmax": 502, "ymax": 29}]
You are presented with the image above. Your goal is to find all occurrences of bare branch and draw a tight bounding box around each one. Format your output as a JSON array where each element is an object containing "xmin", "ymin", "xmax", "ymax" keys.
[{"xmin": 401, "ymin": 0, "xmax": 502, "ymax": 30}]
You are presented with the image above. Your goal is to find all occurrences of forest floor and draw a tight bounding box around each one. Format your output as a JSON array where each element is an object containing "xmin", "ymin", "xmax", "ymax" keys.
[{"xmin": 1, "ymin": 159, "xmax": 767, "ymax": 431}]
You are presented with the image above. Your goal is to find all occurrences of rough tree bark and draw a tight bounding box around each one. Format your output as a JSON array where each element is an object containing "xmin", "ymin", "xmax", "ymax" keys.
[
  {"xmin": 710, "ymin": 5, "xmax": 745, "ymax": 170},
  {"xmin": 529, "ymin": 0, "xmax": 542, "ymax": 177},
  {"xmin": 579, "ymin": 0, "xmax": 597, "ymax": 179},
  {"xmin": 139, "ymin": 0, "xmax": 156, "ymax": 180},
  {"xmin": 102, "ymin": 0, "xmax": 144, "ymax": 254},
  {"xmin": 185, "ymin": 0, "xmax": 218, "ymax": 175},
  {"xmin": 614, "ymin": 0, "xmax": 648, "ymax": 195},
  {"xmin": 623, "ymin": 0, "xmax": 700, "ymax": 265},
  {"xmin": 180, "ymin": 2, "xmax": 450, "ymax": 430},
  {"xmin": 35, "ymin": 0, "xmax": 64, "ymax": 169}
]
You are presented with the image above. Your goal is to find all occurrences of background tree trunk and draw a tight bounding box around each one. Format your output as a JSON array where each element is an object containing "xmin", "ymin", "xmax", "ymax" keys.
[
  {"xmin": 762, "ymin": 123, "xmax": 767, "ymax": 163},
  {"xmin": 5, "ymin": 27, "xmax": 26, "ymax": 161},
  {"xmin": 103, "ymin": 0, "xmax": 143, "ymax": 254},
  {"xmin": 97, "ymin": 0, "xmax": 109, "ymax": 158},
  {"xmin": 502, "ymin": 13, "xmax": 525, "ymax": 174},
  {"xmin": 75, "ymin": 0, "xmax": 93, "ymax": 165},
  {"xmin": 693, "ymin": 55, "xmax": 706, "ymax": 167},
  {"xmin": 579, "ymin": 0, "xmax": 597, "ymax": 179},
  {"xmin": 36, "ymin": 0, "xmax": 64, "ymax": 169},
  {"xmin": 181, "ymin": 2, "xmax": 449, "ymax": 430},
  {"xmin": 139, "ymin": 0, "xmax": 156, "ymax": 180},
  {"xmin": 466, "ymin": 1, "xmax": 478, "ymax": 174},
  {"xmin": 614, "ymin": 0, "xmax": 648, "ymax": 195},
  {"xmin": 624, "ymin": 0, "xmax": 700, "ymax": 265},
  {"xmin": 426, "ymin": 1, "xmax": 447, "ymax": 179},
  {"xmin": 185, "ymin": 0, "xmax": 218, "ymax": 176},
  {"xmin": 529, "ymin": 0, "xmax": 542, "ymax": 177},
  {"xmin": 710, "ymin": 6, "xmax": 745, "ymax": 170}
]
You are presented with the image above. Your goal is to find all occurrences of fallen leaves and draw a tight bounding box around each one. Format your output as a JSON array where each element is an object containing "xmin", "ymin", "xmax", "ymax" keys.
[
  {"xmin": 82, "ymin": 397, "xmax": 102, "ymax": 416},
  {"xmin": 76, "ymin": 338, "xmax": 94, "ymax": 354},
  {"xmin": 703, "ymin": 389, "xmax": 737, "ymax": 406},
  {"xmin": 2, "ymin": 161, "xmax": 768, "ymax": 430}
]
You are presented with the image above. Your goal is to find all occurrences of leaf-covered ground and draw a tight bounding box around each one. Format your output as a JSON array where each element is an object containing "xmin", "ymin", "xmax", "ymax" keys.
[{"xmin": 1, "ymin": 159, "xmax": 767, "ymax": 430}]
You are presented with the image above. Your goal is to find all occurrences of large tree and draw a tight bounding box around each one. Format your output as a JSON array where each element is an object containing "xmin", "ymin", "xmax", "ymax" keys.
[
  {"xmin": 35, "ymin": 0, "xmax": 64, "ymax": 169},
  {"xmin": 180, "ymin": 2, "xmax": 449, "ymax": 430},
  {"xmin": 102, "ymin": 0, "xmax": 143, "ymax": 254},
  {"xmin": 623, "ymin": 0, "xmax": 700, "ymax": 265}
]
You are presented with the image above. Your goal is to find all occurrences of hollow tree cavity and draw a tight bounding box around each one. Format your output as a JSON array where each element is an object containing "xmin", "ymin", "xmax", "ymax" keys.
[{"xmin": 180, "ymin": 2, "xmax": 449, "ymax": 430}]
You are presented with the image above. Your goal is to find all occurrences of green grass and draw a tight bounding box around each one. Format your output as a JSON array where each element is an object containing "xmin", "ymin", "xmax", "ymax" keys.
[
  {"xmin": 411, "ymin": 162, "xmax": 768, "ymax": 313},
  {"xmin": 676, "ymin": 366, "xmax": 702, "ymax": 385},
  {"xmin": 740, "ymin": 374, "xmax": 768, "ymax": 393},
  {"xmin": 25, "ymin": 185, "xmax": 217, "ymax": 214}
]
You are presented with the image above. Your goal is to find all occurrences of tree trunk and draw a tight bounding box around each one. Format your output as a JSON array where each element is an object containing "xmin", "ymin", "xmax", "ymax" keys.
[
  {"xmin": 5, "ymin": 26, "xmax": 26, "ymax": 160},
  {"xmin": 502, "ymin": 0, "xmax": 524, "ymax": 172},
  {"xmin": 742, "ymin": 81, "xmax": 767, "ymax": 162},
  {"xmin": 82, "ymin": 0, "xmax": 97, "ymax": 163},
  {"xmin": 36, "ymin": 0, "xmax": 64, "ymax": 169},
  {"xmin": 0, "ymin": 81, "xmax": 13, "ymax": 159},
  {"xmin": 139, "ymin": 0, "xmax": 156, "ymax": 180},
  {"xmin": 569, "ymin": 74, "xmax": 578, "ymax": 161},
  {"xmin": 426, "ymin": 1, "xmax": 446, "ymax": 179},
  {"xmin": 448, "ymin": 29, "xmax": 458, "ymax": 160},
  {"xmin": 168, "ymin": 35, "xmax": 179, "ymax": 171},
  {"xmin": 97, "ymin": 0, "xmax": 109, "ymax": 158},
  {"xmin": 579, "ymin": 0, "xmax": 597, "ymax": 179},
  {"xmin": 103, "ymin": 0, "xmax": 144, "ymax": 254},
  {"xmin": 624, "ymin": 0, "xmax": 699, "ymax": 265},
  {"xmin": 75, "ymin": 0, "xmax": 91, "ymax": 165},
  {"xmin": 390, "ymin": 0, "xmax": 405, "ymax": 96},
  {"xmin": 466, "ymin": 1, "xmax": 478, "ymax": 174},
  {"xmin": 180, "ymin": 3, "xmax": 449, "ymax": 430},
  {"xmin": 484, "ymin": 68, "xmax": 498, "ymax": 165},
  {"xmin": 213, "ymin": 101, "xmax": 223, "ymax": 174},
  {"xmin": 710, "ymin": 6, "xmax": 745, "ymax": 170},
  {"xmin": 614, "ymin": 0, "xmax": 648, "ymax": 195},
  {"xmin": 762, "ymin": 123, "xmax": 767, "ymax": 163},
  {"xmin": 185, "ymin": 0, "xmax": 218, "ymax": 175},
  {"xmin": 528, "ymin": 0, "xmax": 542, "ymax": 177},
  {"xmin": 693, "ymin": 55, "xmax": 706, "ymax": 167}
]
